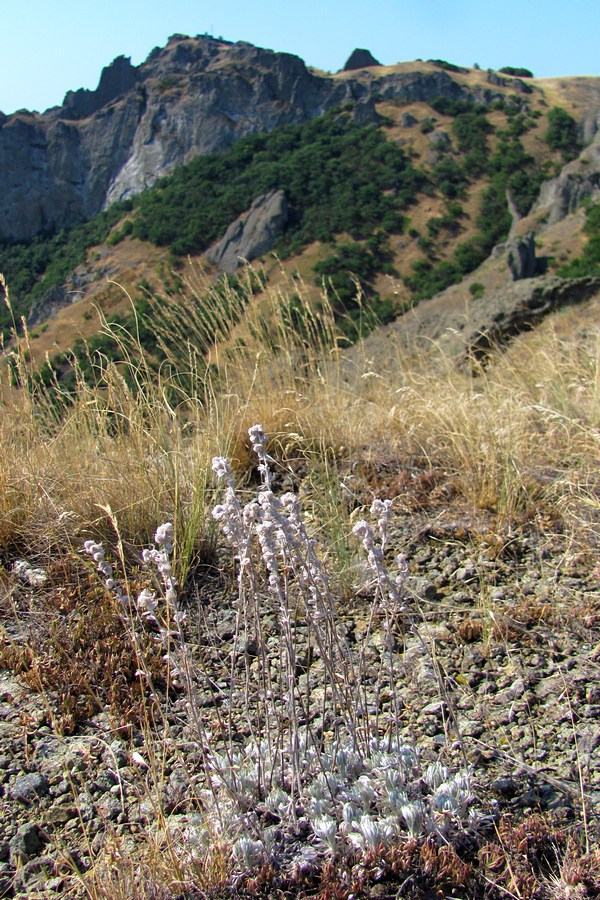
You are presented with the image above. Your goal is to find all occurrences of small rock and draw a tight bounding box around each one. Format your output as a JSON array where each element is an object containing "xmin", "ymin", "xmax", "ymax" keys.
[
  {"xmin": 0, "ymin": 869, "xmax": 12, "ymax": 900},
  {"xmin": 405, "ymin": 576, "xmax": 438, "ymax": 601},
  {"xmin": 11, "ymin": 772, "xmax": 51, "ymax": 804},
  {"xmin": 420, "ymin": 700, "xmax": 447, "ymax": 718},
  {"xmin": 454, "ymin": 565, "xmax": 478, "ymax": 583},
  {"xmin": 460, "ymin": 720, "xmax": 484, "ymax": 738},
  {"xmin": 491, "ymin": 776, "xmax": 517, "ymax": 796},
  {"xmin": 14, "ymin": 854, "xmax": 56, "ymax": 893},
  {"xmin": 10, "ymin": 823, "xmax": 46, "ymax": 862},
  {"xmin": 51, "ymin": 779, "xmax": 71, "ymax": 797},
  {"xmin": 91, "ymin": 772, "xmax": 118, "ymax": 794},
  {"xmin": 96, "ymin": 795, "xmax": 123, "ymax": 821},
  {"xmin": 45, "ymin": 805, "xmax": 78, "ymax": 825},
  {"xmin": 495, "ymin": 677, "xmax": 525, "ymax": 703}
]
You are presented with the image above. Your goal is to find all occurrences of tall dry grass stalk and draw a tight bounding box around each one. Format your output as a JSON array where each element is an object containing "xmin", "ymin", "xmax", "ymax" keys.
[{"xmin": 341, "ymin": 318, "xmax": 600, "ymax": 535}]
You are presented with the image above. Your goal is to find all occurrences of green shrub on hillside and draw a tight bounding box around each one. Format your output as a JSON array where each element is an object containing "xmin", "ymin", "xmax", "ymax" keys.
[
  {"xmin": 404, "ymin": 257, "xmax": 463, "ymax": 298},
  {"xmin": 488, "ymin": 137, "xmax": 543, "ymax": 215},
  {"xmin": 501, "ymin": 112, "xmax": 529, "ymax": 137},
  {"xmin": 405, "ymin": 179, "xmax": 512, "ymax": 301},
  {"xmin": 426, "ymin": 202, "xmax": 465, "ymax": 238},
  {"xmin": 313, "ymin": 236, "xmax": 397, "ymax": 337},
  {"xmin": 452, "ymin": 110, "xmax": 493, "ymax": 176},
  {"xmin": 430, "ymin": 157, "xmax": 468, "ymax": 199},
  {"xmin": 559, "ymin": 201, "xmax": 600, "ymax": 276},
  {"xmin": 545, "ymin": 107, "xmax": 581, "ymax": 160},
  {"xmin": 428, "ymin": 59, "xmax": 469, "ymax": 74},
  {"xmin": 429, "ymin": 97, "xmax": 480, "ymax": 117},
  {"xmin": 405, "ymin": 93, "xmax": 551, "ymax": 301},
  {"xmin": 498, "ymin": 66, "xmax": 534, "ymax": 78}
]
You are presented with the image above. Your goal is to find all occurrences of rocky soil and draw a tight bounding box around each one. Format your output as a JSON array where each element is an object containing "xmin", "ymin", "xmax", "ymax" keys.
[{"xmin": 0, "ymin": 465, "xmax": 599, "ymax": 897}]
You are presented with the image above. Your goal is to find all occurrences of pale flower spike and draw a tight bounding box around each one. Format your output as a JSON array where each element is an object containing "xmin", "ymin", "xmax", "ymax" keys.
[
  {"xmin": 83, "ymin": 527, "xmax": 183, "ymax": 687},
  {"xmin": 83, "ymin": 539, "xmax": 127, "ymax": 605},
  {"xmin": 247, "ymin": 423, "xmax": 274, "ymax": 490}
]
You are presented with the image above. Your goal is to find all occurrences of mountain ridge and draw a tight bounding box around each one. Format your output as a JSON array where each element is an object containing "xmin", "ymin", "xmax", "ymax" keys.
[{"xmin": 0, "ymin": 33, "xmax": 551, "ymax": 243}]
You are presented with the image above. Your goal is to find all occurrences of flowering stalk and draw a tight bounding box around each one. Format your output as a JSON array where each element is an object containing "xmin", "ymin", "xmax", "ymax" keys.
[
  {"xmin": 351, "ymin": 499, "xmax": 407, "ymax": 611},
  {"xmin": 83, "ymin": 539, "xmax": 127, "ymax": 605},
  {"xmin": 211, "ymin": 425, "xmax": 367, "ymax": 775},
  {"xmin": 84, "ymin": 526, "xmax": 185, "ymax": 688},
  {"xmin": 140, "ymin": 522, "xmax": 187, "ymax": 689},
  {"xmin": 352, "ymin": 500, "xmax": 408, "ymax": 748},
  {"xmin": 212, "ymin": 450, "xmax": 277, "ymax": 778}
]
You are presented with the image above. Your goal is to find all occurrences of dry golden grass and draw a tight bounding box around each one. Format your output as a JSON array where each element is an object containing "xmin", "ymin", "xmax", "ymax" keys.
[{"xmin": 1, "ymin": 268, "xmax": 599, "ymax": 570}]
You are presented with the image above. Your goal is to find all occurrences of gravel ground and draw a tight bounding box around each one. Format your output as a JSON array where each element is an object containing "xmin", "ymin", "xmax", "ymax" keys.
[{"xmin": 1, "ymin": 472, "xmax": 599, "ymax": 898}]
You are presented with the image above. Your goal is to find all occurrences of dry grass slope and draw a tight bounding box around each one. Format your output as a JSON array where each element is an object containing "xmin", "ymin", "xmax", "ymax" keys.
[{"xmin": 0, "ymin": 269, "xmax": 599, "ymax": 898}]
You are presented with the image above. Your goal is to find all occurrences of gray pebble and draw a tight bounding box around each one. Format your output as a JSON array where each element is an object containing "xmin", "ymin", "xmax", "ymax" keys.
[
  {"xmin": 491, "ymin": 776, "xmax": 516, "ymax": 796},
  {"xmin": 10, "ymin": 822, "xmax": 46, "ymax": 862},
  {"xmin": 10, "ymin": 773, "xmax": 51, "ymax": 804}
]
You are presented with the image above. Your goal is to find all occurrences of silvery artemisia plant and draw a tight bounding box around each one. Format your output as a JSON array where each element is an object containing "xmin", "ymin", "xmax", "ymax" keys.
[
  {"xmin": 86, "ymin": 425, "xmax": 479, "ymax": 874},
  {"xmin": 351, "ymin": 499, "xmax": 408, "ymax": 612},
  {"xmin": 80, "ymin": 425, "xmax": 479, "ymax": 873},
  {"xmin": 84, "ymin": 522, "xmax": 185, "ymax": 687},
  {"xmin": 209, "ymin": 426, "xmax": 478, "ymax": 868}
]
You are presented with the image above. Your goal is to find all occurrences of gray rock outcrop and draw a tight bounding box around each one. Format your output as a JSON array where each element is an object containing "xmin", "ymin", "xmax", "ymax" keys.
[
  {"xmin": 400, "ymin": 113, "xmax": 418, "ymax": 127},
  {"xmin": 466, "ymin": 276, "xmax": 600, "ymax": 358},
  {"xmin": 62, "ymin": 56, "xmax": 139, "ymax": 119},
  {"xmin": 206, "ymin": 190, "xmax": 288, "ymax": 273},
  {"xmin": 505, "ymin": 233, "xmax": 537, "ymax": 280},
  {"xmin": 428, "ymin": 129, "xmax": 452, "ymax": 152},
  {"xmin": 533, "ymin": 127, "xmax": 600, "ymax": 226},
  {"xmin": 343, "ymin": 49, "xmax": 381, "ymax": 71},
  {"xmin": 363, "ymin": 275, "xmax": 600, "ymax": 362},
  {"xmin": 486, "ymin": 70, "xmax": 532, "ymax": 94},
  {"xmin": 351, "ymin": 97, "xmax": 382, "ymax": 126}
]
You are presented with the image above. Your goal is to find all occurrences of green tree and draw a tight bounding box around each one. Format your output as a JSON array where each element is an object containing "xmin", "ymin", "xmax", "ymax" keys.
[{"xmin": 545, "ymin": 107, "xmax": 581, "ymax": 160}]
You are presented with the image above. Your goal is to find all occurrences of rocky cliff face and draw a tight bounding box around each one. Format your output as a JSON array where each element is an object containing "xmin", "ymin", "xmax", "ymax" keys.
[
  {"xmin": 532, "ymin": 128, "xmax": 600, "ymax": 226},
  {"xmin": 206, "ymin": 190, "xmax": 288, "ymax": 274},
  {"xmin": 0, "ymin": 34, "xmax": 490, "ymax": 242}
]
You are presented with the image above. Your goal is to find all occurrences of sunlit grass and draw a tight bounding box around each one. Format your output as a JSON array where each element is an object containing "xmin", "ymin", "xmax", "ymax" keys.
[{"xmin": 1, "ymin": 269, "xmax": 599, "ymax": 570}]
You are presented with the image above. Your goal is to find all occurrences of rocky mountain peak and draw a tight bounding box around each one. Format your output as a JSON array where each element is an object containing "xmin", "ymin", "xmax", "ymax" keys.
[
  {"xmin": 343, "ymin": 48, "xmax": 381, "ymax": 70},
  {"xmin": 0, "ymin": 34, "xmax": 493, "ymax": 243},
  {"xmin": 62, "ymin": 55, "xmax": 139, "ymax": 120}
]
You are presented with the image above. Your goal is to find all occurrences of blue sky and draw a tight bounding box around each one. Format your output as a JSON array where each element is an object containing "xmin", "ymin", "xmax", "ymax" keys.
[{"xmin": 1, "ymin": 0, "xmax": 599, "ymax": 114}]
